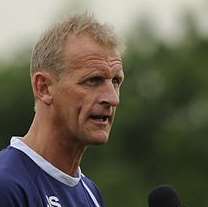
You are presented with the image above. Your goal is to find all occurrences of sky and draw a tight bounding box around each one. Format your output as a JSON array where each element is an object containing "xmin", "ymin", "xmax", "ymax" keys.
[{"xmin": 0, "ymin": 0, "xmax": 207, "ymax": 60}]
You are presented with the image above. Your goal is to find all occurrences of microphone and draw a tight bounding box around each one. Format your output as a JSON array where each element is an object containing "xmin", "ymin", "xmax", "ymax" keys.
[{"xmin": 148, "ymin": 185, "xmax": 182, "ymax": 207}]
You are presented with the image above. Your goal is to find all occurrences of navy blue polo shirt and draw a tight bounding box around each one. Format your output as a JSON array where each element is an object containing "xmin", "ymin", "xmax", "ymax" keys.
[{"xmin": 0, "ymin": 137, "xmax": 104, "ymax": 207}]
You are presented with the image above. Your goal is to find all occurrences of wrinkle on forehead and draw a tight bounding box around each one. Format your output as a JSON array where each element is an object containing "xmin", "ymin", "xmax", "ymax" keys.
[
  {"xmin": 63, "ymin": 35, "xmax": 123, "ymax": 73},
  {"xmin": 68, "ymin": 53, "xmax": 123, "ymax": 72}
]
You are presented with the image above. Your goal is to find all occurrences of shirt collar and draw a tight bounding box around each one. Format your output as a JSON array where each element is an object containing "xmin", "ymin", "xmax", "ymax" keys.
[{"xmin": 10, "ymin": 136, "xmax": 81, "ymax": 187}]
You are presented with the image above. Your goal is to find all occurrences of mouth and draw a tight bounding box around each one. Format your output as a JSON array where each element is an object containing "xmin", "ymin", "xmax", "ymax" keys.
[{"xmin": 90, "ymin": 114, "xmax": 111, "ymax": 124}]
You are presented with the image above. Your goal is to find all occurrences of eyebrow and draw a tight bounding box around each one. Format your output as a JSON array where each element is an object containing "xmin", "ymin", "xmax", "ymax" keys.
[{"xmin": 78, "ymin": 65, "xmax": 124, "ymax": 81}]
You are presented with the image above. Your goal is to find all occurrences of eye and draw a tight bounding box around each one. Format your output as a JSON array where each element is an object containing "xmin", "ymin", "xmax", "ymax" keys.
[
  {"xmin": 85, "ymin": 76, "xmax": 104, "ymax": 86},
  {"xmin": 112, "ymin": 77, "xmax": 122, "ymax": 88}
]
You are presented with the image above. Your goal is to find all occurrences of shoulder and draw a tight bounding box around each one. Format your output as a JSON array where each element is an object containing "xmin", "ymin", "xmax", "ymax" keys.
[
  {"xmin": 81, "ymin": 174, "xmax": 105, "ymax": 206},
  {"xmin": 0, "ymin": 146, "xmax": 38, "ymax": 176},
  {"xmin": 0, "ymin": 147, "xmax": 26, "ymax": 205},
  {"xmin": 0, "ymin": 147, "xmax": 29, "ymax": 176},
  {"xmin": 81, "ymin": 174, "xmax": 100, "ymax": 190},
  {"xmin": 0, "ymin": 146, "xmax": 40, "ymax": 187},
  {"xmin": 0, "ymin": 147, "xmax": 34, "ymax": 186},
  {"xmin": 0, "ymin": 146, "xmax": 24, "ymax": 166},
  {"xmin": 0, "ymin": 173, "xmax": 28, "ymax": 206},
  {"xmin": 0, "ymin": 147, "xmax": 39, "ymax": 206}
]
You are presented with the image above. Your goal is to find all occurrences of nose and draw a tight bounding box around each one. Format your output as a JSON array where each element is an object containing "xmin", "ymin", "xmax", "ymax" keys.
[{"xmin": 99, "ymin": 81, "xmax": 120, "ymax": 107}]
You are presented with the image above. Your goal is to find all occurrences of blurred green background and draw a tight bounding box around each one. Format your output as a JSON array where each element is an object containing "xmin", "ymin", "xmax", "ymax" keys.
[{"xmin": 1, "ymin": 1, "xmax": 208, "ymax": 206}]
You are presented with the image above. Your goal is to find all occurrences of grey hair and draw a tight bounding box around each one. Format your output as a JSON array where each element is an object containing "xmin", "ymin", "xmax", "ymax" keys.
[{"xmin": 30, "ymin": 13, "xmax": 124, "ymax": 75}]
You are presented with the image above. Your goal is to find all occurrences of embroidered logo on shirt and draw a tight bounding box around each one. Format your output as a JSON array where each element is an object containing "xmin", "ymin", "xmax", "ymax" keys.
[{"xmin": 46, "ymin": 195, "xmax": 62, "ymax": 207}]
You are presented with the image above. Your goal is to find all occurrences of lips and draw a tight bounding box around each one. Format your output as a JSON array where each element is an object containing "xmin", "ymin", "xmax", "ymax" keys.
[
  {"xmin": 91, "ymin": 115, "xmax": 109, "ymax": 122},
  {"xmin": 89, "ymin": 113, "xmax": 112, "ymax": 125}
]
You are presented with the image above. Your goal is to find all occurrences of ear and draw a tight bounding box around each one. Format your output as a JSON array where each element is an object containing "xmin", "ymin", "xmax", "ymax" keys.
[{"xmin": 32, "ymin": 71, "xmax": 56, "ymax": 105}]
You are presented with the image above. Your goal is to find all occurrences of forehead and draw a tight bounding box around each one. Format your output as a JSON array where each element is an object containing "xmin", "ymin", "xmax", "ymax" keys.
[{"xmin": 64, "ymin": 35, "xmax": 123, "ymax": 73}]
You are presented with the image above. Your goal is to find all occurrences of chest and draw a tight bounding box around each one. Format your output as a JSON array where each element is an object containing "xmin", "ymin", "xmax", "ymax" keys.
[{"xmin": 26, "ymin": 176, "xmax": 100, "ymax": 207}]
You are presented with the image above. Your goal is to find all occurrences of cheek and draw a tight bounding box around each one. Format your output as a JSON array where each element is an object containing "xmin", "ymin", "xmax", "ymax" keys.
[
  {"xmin": 77, "ymin": 94, "xmax": 97, "ymax": 120},
  {"xmin": 66, "ymin": 90, "xmax": 87, "ymax": 116}
]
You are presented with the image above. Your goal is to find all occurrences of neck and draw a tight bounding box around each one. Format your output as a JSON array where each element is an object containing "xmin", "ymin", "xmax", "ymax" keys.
[{"xmin": 23, "ymin": 113, "xmax": 86, "ymax": 177}]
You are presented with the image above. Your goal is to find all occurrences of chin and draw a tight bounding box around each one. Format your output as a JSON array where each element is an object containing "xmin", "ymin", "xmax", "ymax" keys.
[
  {"xmin": 93, "ymin": 137, "xmax": 109, "ymax": 145},
  {"xmin": 85, "ymin": 132, "xmax": 110, "ymax": 145}
]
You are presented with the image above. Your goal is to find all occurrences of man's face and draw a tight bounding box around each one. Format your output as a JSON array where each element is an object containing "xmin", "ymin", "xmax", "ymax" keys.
[{"xmin": 51, "ymin": 35, "xmax": 124, "ymax": 145}]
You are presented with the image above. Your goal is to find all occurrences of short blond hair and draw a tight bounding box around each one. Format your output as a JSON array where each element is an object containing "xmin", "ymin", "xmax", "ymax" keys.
[{"xmin": 30, "ymin": 13, "xmax": 123, "ymax": 75}]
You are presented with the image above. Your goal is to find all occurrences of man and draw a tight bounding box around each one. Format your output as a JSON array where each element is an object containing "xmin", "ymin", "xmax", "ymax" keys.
[{"xmin": 0, "ymin": 14, "xmax": 124, "ymax": 207}]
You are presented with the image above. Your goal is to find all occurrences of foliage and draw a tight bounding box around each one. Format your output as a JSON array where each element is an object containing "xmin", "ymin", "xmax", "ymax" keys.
[{"xmin": 0, "ymin": 61, "xmax": 34, "ymax": 148}]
